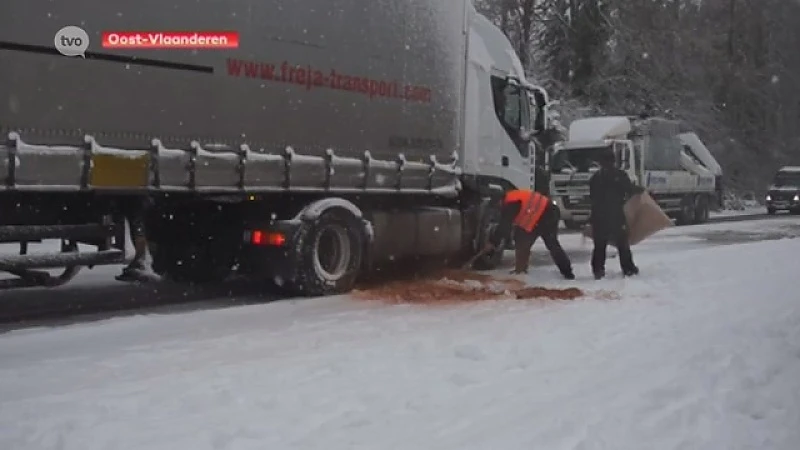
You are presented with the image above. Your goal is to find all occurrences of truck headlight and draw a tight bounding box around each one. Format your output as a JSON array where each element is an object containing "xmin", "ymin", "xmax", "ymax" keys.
[
  {"xmin": 794, "ymin": 194, "xmax": 799, "ymax": 202},
  {"xmin": 766, "ymin": 195, "xmax": 771, "ymax": 201}
]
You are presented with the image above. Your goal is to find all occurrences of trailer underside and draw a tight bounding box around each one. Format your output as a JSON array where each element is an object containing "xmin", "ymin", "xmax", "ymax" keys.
[{"xmin": 1, "ymin": 186, "xmax": 506, "ymax": 296}]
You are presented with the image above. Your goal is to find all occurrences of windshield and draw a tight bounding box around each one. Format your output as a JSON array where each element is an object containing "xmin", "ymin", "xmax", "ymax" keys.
[
  {"xmin": 551, "ymin": 146, "xmax": 611, "ymax": 173},
  {"xmin": 773, "ymin": 171, "xmax": 800, "ymax": 187}
]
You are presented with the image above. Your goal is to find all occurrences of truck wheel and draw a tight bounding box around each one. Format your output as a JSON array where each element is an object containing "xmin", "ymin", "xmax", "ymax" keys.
[
  {"xmin": 676, "ymin": 196, "xmax": 696, "ymax": 226},
  {"xmin": 694, "ymin": 196, "xmax": 710, "ymax": 224},
  {"xmin": 290, "ymin": 209, "xmax": 365, "ymax": 297},
  {"xmin": 767, "ymin": 207, "xmax": 776, "ymax": 215},
  {"xmin": 472, "ymin": 206, "xmax": 505, "ymax": 270}
]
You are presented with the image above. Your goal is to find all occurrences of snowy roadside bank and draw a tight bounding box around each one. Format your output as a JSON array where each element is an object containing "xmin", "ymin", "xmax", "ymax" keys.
[{"xmin": 711, "ymin": 205, "xmax": 767, "ymax": 217}]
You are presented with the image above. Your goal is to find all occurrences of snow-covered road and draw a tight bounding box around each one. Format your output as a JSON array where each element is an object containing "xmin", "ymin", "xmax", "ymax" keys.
[
  {"xmin": 1, "ymin": 217, "xmax": 800, "ymax": 449},
  {"xmin": 1, "ymin": 214, "xmax": 796, "ymax": 324}
]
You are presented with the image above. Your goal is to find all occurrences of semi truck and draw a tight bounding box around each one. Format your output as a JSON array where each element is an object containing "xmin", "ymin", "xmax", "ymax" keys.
[
  {"xmin": 0, "ymin": 0, "xmax": 549, "ymax": 295},
  {"xmin": 549, "ymin": 116, "xmax": 721, "ymax": 229}
]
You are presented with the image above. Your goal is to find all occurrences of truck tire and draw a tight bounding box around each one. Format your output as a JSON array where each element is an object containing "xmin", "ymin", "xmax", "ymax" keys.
[
  {"xmin": 676, "ymin": 196, "xmax": 696, "ymax": 226},
  {"xmin": 472, "ymin": 204, "xmax": 505, "ymax": 270},
  {"xmin": 694, "ymin": 195, "xmax": 710, "ymax": 224},
  {"xmin": 289, "ymin": 208, "xmax": 366, "ymax": 297},
  {"xmin": 767, "ymin": 207, "xmax": 776, "ymax": 215}
]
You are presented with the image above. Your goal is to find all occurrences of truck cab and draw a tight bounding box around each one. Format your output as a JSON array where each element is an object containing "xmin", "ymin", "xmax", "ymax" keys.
[
  {"xmin": 548, "ymin": 138, "xmax": 636, "ymax": 228},
  {"xmin": 549, "ymin": 116, "xmax": 719, "ymax": 228},
  {"xmin": 766, "ymin": 166, "xmax": 800, "ymax": 215},
  {"xmin": 548, "ymin": 116, "xmax": 641, "ymax": 228},
  {"xmin": 463, "ymin": 8, "xmax": 550, "ymax": 195}
]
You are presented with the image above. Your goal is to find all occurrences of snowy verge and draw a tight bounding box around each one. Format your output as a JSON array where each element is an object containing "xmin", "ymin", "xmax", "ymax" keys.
[{"xmin": 711, "ymin": 205, "xmax": 767, "ymax": 217}]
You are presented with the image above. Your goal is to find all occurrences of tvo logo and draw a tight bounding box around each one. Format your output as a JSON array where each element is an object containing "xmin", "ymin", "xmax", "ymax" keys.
[{"xmin": 54, "ymin": 26, "xmax": 90, "ymax": 57}]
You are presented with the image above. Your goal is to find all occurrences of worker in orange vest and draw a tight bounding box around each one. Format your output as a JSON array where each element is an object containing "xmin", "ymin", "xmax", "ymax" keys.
[{"xmin": 483, "ymin": 188, "xmax": 575, "ymax": 279}]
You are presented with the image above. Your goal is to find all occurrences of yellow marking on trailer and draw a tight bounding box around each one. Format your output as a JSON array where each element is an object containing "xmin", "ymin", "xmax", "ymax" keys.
[{"xmin": 90, "ymin": 153, "xmax": 150, "ymax": 188}]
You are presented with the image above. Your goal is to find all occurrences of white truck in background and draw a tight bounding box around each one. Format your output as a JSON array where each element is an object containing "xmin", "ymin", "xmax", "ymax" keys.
[{"xmin": 549, "ymin": 116, "xmax": 721, "ymax": 229}]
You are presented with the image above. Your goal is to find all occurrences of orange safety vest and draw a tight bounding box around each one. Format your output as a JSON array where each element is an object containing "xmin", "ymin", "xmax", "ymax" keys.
[{"xmin": 504, "ymin": 189, "xmax": 550, "ymax": 233}]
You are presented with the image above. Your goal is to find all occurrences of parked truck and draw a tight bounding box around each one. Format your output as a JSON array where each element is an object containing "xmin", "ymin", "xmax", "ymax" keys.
[
  {"xmin": 549, "ymin": 116, "xmax": 721, "ymax": 229},
  {"xmin": 0, "ymin": 0, "xmax": 549, "ymax": 295}
]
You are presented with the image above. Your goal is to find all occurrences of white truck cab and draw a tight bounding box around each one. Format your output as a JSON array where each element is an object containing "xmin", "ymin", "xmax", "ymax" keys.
[
  {"xmin": 463, "ymin": 5, "xmax": 548, "ymax": 193},
  {"xmin": 550, "ymin": 116, "xmax": 719, "ymax": 228}
]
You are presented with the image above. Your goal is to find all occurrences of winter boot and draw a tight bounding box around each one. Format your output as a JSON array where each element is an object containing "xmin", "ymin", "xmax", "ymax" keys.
[
  {"xmin": 623, "ymin": 265, "xmax": 640, "ymax": 277},
  {"xmin": 512, "ymin": 245, "xmax": 531, "ymax": 274},
  {"xmin": 593, "ymin": 269, "xmax": 605, "ymax": 280},
  {"xmin": 115, "ymin": 259, "xmax": 147, "ymax": 282}
]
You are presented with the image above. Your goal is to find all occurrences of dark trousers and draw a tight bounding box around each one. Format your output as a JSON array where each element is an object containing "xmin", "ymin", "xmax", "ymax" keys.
[
  {"xmin": 591, "ymin": 226, "xmax": 636, "ymax": 275},
  {"xmin": 514, "ymin": 204, "xmax": 573, "ymax": 276}
]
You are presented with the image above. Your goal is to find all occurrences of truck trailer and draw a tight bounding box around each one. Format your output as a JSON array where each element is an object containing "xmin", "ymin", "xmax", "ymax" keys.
[
  {"xmin": 0, "ymin": 0, "xmax": 549, "ymax": 295},
  {"xmin": 549, "ymin": 116, "xmax": 721, "ymax": 229}
]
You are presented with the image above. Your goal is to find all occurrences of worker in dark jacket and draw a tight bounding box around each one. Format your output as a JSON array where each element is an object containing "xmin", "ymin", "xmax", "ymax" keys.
[
  {"xmin": 483, "ymin": 188, "xmax": 574, "ymax": 279},
  {"xmin": 588, "ymin": 150, "xmax": 644, "ymax": 279}
]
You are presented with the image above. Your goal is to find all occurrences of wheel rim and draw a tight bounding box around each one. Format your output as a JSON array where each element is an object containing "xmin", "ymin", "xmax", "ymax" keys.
[{"xmin": 313, "ymin": 224, "xmax": 351, "ymax": 281}]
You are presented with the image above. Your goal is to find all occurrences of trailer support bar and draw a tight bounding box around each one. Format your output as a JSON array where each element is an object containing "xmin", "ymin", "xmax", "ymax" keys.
[
  {"xmin": 0, "ymin": 249, "xmax": 125, "ymax": 271},
  {"xmin": 0, "ymin": 224, "xmax": 116, "ymax": 242}
]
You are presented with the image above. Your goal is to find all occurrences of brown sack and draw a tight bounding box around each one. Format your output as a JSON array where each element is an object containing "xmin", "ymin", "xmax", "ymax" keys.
[
  {"xmin": 581, "ymin": 191, "xmax": 672, "ymax": 246},
  {"xmin": 623, "ymin": 191, "xmax": 673, "ymax": 245}
]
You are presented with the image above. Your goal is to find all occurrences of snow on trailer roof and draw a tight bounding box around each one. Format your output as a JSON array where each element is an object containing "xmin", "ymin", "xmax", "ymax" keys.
[{"xmin": 778, "ymin": 166, "xmax": 800, "ymax": 172}]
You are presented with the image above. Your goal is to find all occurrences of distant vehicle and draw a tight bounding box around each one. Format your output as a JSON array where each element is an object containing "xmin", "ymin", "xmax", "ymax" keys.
[
  {"xmin": 549, "ymin": 116, "xmax": 721, "ymax": 229},
  {"xmin": 765, "ymin": 166, "xmax": 800, "ymax": 215}
]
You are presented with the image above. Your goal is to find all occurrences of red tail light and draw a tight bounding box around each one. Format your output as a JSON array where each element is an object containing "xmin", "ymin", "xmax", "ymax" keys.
[{"xmin": 250, "ymin": 230, "xmax": 286, "ymax": 246}]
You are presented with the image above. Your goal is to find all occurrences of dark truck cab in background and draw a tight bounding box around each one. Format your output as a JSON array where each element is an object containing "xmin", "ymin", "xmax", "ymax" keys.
[{"xmin": 766, "ymin": 166, "xmax": 800, "ymax": 214}]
